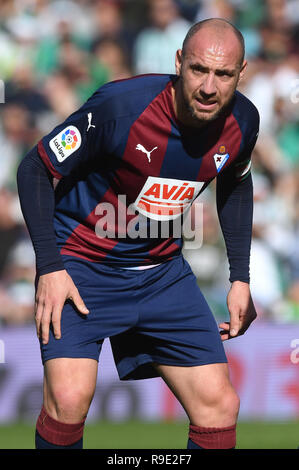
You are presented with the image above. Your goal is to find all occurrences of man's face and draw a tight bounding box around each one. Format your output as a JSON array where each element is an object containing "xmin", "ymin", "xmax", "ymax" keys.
[{"xmin": 175, "ymin": 28, "xmax": 247, "ymax": 126}]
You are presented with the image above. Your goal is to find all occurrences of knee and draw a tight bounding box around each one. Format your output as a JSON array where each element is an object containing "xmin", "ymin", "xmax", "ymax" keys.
[
  {"xmin": 216, "ymin": 386, "xmax": 240, "ymax": 419},
  {"xmin": 191, "ymin": 382, "xmax": 240, "ymax": 426},
  {"xmin": 207, "ymin": 383, "xmax": 240, "ymax": 416},
  {"xmin": 45, "ymin": 384, "xmax": 93, "ymax": 423}
]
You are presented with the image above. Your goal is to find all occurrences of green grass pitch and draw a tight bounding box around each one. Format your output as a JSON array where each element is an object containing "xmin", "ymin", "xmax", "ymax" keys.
[{"xmin": 0, "ymin": 420, "xmax": 298, "ymax": 449}]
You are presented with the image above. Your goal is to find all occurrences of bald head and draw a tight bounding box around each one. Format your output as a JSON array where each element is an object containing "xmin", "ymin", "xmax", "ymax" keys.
[
  {"xmin": 182, "ymin": 18, "xmax": 245, "ymax": 66},
  {"xmin": 173, "ymin": 18, "xmax": 247, "ymax": 128}
]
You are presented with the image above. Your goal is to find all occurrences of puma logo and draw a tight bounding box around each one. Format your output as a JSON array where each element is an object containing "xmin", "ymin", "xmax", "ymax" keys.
[
  {"xmin": 136, "ymin": 144, "xmax": 158, "ymax": 163},
  {"xmin": 87, "ymin": 113, "xmax": 96, "ymax": 132}
]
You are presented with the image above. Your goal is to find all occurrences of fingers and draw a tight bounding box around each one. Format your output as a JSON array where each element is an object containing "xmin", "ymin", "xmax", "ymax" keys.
[
  {"xmin": 68, "ymin": 288, "xmax": 89, "ymax": 315},
  {"xmin": 218, "ymin": 307, "xmax": 246, "ymax": 341},
  {"xmin": 218, "ymin": 322, "xmax": 231, "ymax": 342},
  {"xmin": 34, "ymin": 295, "xmax": 88, "ymax": 346},
  {"xmin": 219, "ymin": 285, "xmax": 257, "ymax": 342},
  {"xmin": 228, "ymin": 304, "xmax": 241, "ymax": 337},
  {"xmin": 51, "ymin": 302, "xmax": 64, "ymax": 340},
  {"xmin": 40, "ymin": 302, "xmax": 52, "ymax": 345},
  {"xmin": 218, "ymin": 322, "xmax": 229, "ymax": 331},
  {"xmin": 219, "ymin": 332, "xmax": 230, "ymax": 341},
  {"xmin": 35, "ymin": 300, "xmax": 43, "ymax": 340},
  {"xmin": 229, "ymin": 323, "xmax": 240, "ymax": 337},
  {"xmin": 34, "ymin": 271, "xmax": 89, "ymax": 346},
  {"xmin": 35, "ymin": 298, "xmax": 64, "ymax": 344},
  {"xmin": 218, "ymin": 320, "xmax": 241, "ymax": 341}
]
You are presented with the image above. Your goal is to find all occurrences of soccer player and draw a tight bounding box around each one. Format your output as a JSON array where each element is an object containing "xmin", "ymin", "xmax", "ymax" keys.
[{"xmin": 17, "ymin": 18, "xmax": 259, "ymax": 449}]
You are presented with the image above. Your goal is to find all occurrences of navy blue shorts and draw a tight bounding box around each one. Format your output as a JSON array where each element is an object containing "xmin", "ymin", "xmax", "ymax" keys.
[{"xmin": 40, "ymin": 255, "xmax": 227, "ymax": 380}]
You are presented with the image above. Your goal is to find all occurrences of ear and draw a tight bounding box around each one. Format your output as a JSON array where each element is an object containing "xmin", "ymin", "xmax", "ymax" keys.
[
  {"xmin": 175, "ymin": 49, "xmax": 183, "ymax": 75},
  {"xmin": 238, "ymin": 59, "xmax": 247, "ymax": 84}
]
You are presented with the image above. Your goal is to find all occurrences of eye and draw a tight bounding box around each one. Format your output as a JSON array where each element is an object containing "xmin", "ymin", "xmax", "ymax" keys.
[
  {"xmin": 190, "ymin": 64, "xmax": 207, "ymax": 74},
  {"xmin": 216, "ymin": 71, "xmax": 234, "ymax": 78}
]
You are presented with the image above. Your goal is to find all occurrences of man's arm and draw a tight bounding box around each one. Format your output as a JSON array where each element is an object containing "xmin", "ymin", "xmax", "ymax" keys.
[
  {"xmin": 216, "ymin": 167, "xmax": 257, "ymax": 340},
  {"xmin": 17, "ymin": 84, "xmax": 120, "ymax": 343},
  {"xmin": 17, "ymin": 147, "xmax": 89, "ymax": 344},
  {"xmin": 17, "ymin": 146, "xmax": 65, "ymax": 276},
  {"xmin": 216, "ymin": 169, "xmax": 253, "ymax": 284}
]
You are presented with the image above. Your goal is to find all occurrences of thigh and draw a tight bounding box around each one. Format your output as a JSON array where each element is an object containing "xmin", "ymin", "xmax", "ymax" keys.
[
  {"xmin": 154, "ymin": 362, "xmax": 233, "ymax": 421},
  {"xmin": 44, "ymin": 357, "xmax": 98, "ymax": 391},
  {"xmin": 43, "ymin": 358, "xmax": 98, "ymax": 419}
]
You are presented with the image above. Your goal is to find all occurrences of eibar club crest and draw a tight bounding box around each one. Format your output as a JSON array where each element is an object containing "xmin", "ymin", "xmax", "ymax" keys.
[{"xmin": 213, "ymin": 145, "xmax": 230, "ymax": 173}]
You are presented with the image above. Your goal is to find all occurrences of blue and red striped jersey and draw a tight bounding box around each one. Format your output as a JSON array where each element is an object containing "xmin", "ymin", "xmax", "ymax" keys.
[{"xmin": 37, "ymin": 74, "xmax": 259, "ymax": 267}]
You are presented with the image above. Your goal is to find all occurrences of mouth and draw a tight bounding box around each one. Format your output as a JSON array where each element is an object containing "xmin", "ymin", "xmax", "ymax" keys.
[{"xmin": 194, "ymin": 97, "xmax": 218, "ymax": 110}]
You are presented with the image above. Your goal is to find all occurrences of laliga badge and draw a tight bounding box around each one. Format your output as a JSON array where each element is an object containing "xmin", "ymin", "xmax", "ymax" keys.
[
  {"xmin": 50, "ymin": 126, "xmax": 82, "ymax": 162},
  {"xmin": 213, "ymin": 145, "xmax": 229, "ymax": 173}
]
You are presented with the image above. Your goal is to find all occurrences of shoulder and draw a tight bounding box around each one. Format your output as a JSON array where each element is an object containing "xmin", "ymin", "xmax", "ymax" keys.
[
  {"xmin": 82, "ymin": 74, "xmax": 174, "ymax": 123},
  {"xmin": 231, "ymin": 90, "xmax": 260, "ymax": 140}
]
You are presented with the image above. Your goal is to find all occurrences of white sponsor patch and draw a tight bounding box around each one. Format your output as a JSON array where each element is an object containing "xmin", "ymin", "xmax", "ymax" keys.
[
  {"xmin": 49, "ymin": 126, "xmax": 82, "ymax": 162},
  {"xmin": 134, "ymin": 176, "xmax": 205, "ymax": 221}
]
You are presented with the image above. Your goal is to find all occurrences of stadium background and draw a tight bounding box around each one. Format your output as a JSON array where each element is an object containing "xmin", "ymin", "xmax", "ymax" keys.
[{"xmin": 0, "ymin": 0, "xmax": 298, "ymax": 449}]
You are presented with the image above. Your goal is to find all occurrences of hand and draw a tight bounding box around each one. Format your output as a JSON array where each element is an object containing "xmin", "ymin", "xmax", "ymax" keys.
[
  {"xmin": 219, "ymin": 281, "xmax": 257, "ymax": 341},
  {"xmin": 35, "ymin": 269, "xmax": 89, "ymax": 345}
]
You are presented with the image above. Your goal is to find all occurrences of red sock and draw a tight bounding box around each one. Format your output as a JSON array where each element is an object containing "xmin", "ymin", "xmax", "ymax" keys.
[
  {"xmin": 189, "ymin": 423, "xmax": 236, "ymax": 449},
  {"xmin": 36, "ymin": 406, "xmax": 86, "ymax": 446}
]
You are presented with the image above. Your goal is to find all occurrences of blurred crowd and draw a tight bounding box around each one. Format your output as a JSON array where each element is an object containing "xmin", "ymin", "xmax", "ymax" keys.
[{"xmin": 0, "ymin": 0, "xmax": 298, "ymax": 326}]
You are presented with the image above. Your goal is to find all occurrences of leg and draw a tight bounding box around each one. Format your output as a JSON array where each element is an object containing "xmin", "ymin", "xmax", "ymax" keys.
[
  {"xmin": 36, "ymin": 357, "xmax": 98, "ymax": 449},
  {"xmin": 154, "ymin": 362, "xmax": 239, "ymax": 449}
]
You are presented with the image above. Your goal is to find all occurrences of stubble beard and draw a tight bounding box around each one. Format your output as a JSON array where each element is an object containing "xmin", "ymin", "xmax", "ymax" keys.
[{"xmin": 180, "ymin": 79, "xmax": 235, "ymax": 128}]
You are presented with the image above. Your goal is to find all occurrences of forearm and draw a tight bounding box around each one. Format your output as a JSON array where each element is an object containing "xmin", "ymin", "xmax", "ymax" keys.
[
  {"xmin": 216, "ymin": 173, "xmax": 253, "ymax": 283},
  {"xmin": 17, "ymin": 146, "xmax": 65, "ymax": 276}
]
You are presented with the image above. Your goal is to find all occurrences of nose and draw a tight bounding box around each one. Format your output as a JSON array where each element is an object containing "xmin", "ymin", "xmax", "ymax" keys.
[{"xmin": 200, "ymin": 72, "xmax": 217, "ymax": 97}]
